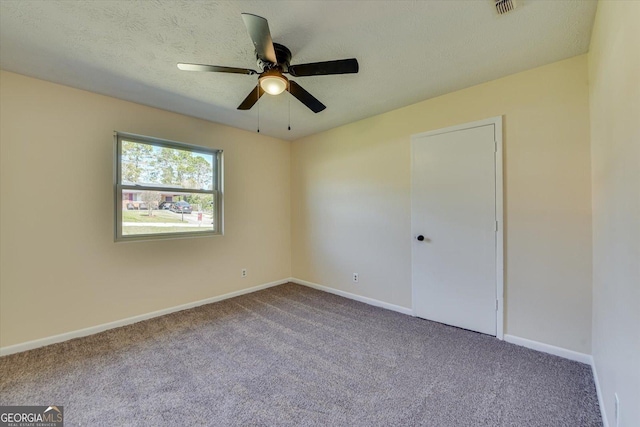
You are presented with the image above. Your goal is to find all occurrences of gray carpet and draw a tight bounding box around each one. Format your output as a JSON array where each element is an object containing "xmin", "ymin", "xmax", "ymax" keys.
[{"xmin": 0, "ymin": 283, "xmax": 601, "ymax": 426}]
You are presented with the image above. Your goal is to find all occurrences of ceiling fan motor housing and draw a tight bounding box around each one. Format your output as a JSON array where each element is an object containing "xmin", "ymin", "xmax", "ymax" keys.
[{"xmin": 257, "ymin": 43, "xmax": 292, "ymax": 72}]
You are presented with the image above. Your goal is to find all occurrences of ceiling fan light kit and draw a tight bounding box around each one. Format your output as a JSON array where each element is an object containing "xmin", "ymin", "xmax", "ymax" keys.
[
  {"xmin": 177, "ymin": 13, "xmax": 359, "ymax": 116},
  {"xmin": 259, "ymin": 70, "xmax": 288, "ymax": 95}
]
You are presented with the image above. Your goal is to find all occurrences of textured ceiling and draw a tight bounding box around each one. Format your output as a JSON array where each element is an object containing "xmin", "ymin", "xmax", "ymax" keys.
[{"xmin": 0, "ymin": 0, "xmax": 597, "ymax": 140}]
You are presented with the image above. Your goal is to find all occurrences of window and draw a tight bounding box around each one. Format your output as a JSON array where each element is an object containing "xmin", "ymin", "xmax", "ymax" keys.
[{"xmin": 114, "ymin": 132, "xmax": 223, "ymax": 241}]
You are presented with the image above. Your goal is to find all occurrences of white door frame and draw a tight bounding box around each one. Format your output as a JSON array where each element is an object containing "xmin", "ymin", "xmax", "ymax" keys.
[{"xmin": 410, "ymin": 116, "xmax": 504, "ymax": 340}]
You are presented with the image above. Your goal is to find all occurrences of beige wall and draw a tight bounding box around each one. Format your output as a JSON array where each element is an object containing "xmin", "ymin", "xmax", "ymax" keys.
[
  {"xmin": 588, "ymin": 1, "xmax": 640, "ymax": 426},
  {"xmin": 292, "ymin": 55, "xmax": 593, "ymax": 353},
  {"xmin": 0, "ymin": 71, "xmax": 291, "ymax": 348},
  {"xmin": 0, "ymin": 51, "xmax": 604, "ymax": 360}
]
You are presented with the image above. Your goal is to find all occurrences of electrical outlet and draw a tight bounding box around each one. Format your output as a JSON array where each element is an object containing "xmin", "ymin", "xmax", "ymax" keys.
[
  {"xmin": 614, "ymin": 393, "xmax": 620, "ymax": 427},
  {"xmin": 353, "ymin": 273, "xmax": 359, "ymax": 283},
  {"xmin": 241, "ymin": 268, "xmax": 247, "ymax": 278}
]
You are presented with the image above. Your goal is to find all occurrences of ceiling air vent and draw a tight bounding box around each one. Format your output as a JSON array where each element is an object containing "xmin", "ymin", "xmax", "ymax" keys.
[{"xmin": 495, "ymin": 0, "xmax": 517, "ymax": 15}]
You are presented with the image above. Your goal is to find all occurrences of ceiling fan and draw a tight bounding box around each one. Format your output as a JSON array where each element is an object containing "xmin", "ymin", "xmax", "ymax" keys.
[{"xmin": 177, "ymin": 13, "xmax": 359, "ymax": 113}]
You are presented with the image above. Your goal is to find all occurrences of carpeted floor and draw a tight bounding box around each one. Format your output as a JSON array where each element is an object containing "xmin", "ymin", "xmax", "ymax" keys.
[{"xmin": 0, "ymin": 283, "xmax": 601, "ymax": 426}]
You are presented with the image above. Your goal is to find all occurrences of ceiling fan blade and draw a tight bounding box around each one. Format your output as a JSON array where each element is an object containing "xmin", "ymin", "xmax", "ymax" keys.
[
  {"xmin": 241, "ymin": 13, "xmax": 277, "ymax": 64},
  {"xmin": 288, "ymin": 81, "xmax": 326, "ymax": 113},
  {"xmin": 288, "ymin": 58, "xmax": 359, "ymax": 77},
  {"xmin": 237, "ymin": 85, "xmax": 265, "ymax": 110},
  {"xmin": 177, "ymin": 63, "xmax": 257, "ymax": 75}
]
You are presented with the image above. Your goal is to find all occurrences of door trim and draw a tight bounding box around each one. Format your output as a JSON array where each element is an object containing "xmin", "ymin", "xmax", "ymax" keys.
[{"xmin": 410, "ymin": 116, "xmax": 504, "ymax": 340}]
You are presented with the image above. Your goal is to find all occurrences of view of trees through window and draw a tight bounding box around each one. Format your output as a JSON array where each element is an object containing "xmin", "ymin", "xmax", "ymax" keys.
[
  {"xmin": 121, "ymin": 140, "xmax": 214, "ymax": 190},
  {"xmin": 116, "ymin": 135, "xmax": 221, "ymax": 241}
]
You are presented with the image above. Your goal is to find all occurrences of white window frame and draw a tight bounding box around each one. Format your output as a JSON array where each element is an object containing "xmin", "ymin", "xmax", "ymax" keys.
[{"xmin": 114, "ymin": 132, "xmax": 223, "ymax": 242}]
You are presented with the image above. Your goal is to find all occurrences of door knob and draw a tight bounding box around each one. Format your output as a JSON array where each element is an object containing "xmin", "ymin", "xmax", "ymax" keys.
[{"xmin": 416, "ymin": 235, "xmax": 425, "ymax": 241}]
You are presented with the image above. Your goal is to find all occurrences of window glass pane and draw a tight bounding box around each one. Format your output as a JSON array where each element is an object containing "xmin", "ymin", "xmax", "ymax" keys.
[
  {"xmin": 120, "ymin": 140, "xmax": 215, "ymax": 191},
  {"xmin": 122, "ymin": 191, "xmax": 215, "ymax": 237}
]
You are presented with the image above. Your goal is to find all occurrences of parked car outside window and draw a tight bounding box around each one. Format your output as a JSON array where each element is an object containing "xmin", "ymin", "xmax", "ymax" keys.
[{"xmin": 170, "ymin": 201, "xmax": 192, "ymax": 214}]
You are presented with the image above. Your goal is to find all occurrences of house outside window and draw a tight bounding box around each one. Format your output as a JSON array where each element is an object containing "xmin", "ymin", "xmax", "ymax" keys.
[{"xmin": 114, "ymin": 132, "xmax": 223, "ymax": 241}]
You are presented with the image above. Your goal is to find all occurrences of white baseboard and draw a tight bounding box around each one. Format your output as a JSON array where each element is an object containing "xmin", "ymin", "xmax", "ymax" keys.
[
  {"xmin": 504, "ymin": 334, "xmax": 592, "ymax": 365},
  {"xmin": 0, "ymin": 278, "xmax": 290, "ymax": 357},
  {"xmin": 291, "ymin": 277, "xmax": 413, "ymax": 316},
  {"xmin": 591, "ymin": 358, "xmax": 609, "ymax": 427}
]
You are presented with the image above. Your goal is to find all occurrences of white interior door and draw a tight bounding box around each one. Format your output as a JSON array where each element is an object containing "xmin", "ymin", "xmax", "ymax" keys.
[{"xmin": 411, "ymin": 119, "xmax": 502, "ymax": 336}]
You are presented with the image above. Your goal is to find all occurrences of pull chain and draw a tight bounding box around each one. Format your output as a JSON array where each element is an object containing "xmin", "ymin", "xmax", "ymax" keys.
[
  {"xmin": 288, "ymin": 91, "xmax": 291, "ymax": 131},
  {"xmin": 255, "ymin": 83, "xmax": 293, "ymax": 132}
]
